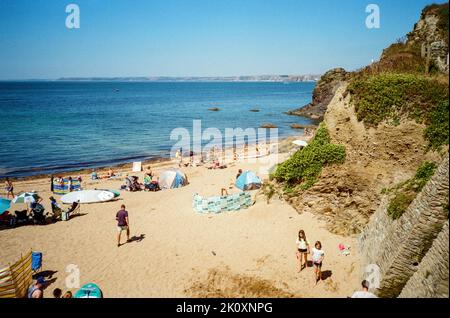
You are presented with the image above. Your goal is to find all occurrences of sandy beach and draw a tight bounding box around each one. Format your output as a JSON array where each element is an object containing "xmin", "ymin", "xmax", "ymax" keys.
[{"xmin": 0, "ymin": 142, "xmax": 361, "ymax": 298}]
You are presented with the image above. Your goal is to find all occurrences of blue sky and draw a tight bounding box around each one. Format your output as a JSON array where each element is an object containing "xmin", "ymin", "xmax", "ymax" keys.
[{"xmin": 0, "ymin": 0, "xmax": 446, "ymax": 79}]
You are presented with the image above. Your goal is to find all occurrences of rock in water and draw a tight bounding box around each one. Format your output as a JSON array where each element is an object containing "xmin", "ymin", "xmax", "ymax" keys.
[{"xmin": 260, "ymin": 123, "xmax": 278, "ymax": 129}]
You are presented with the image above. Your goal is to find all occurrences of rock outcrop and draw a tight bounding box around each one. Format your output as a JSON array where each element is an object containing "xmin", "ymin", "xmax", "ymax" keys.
[
  {"xmin": 407, "ymin": 3, "xmax": 449, "ymax": 73},
  {"xmin": 287, "ymin": 68, "xmax": 348, "ymax": 120},
  {"xmin": 286, "ymin": 84, "xmax": 442, "ymax": 236}
]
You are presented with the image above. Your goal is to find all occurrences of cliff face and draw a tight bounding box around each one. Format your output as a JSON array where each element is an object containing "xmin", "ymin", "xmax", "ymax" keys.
[
  {"xmin": 287, "ymin": 68, "xmax": 348, "ymax": 120},
  {"xmin": 292, "ymin": 3, "xmax": 449, "ymax": 124},
  {"xmin": 407, "ymin": 3, "xmax": 449, "ymax": 73},
  {"xmin": 286, "ymin": 84, "xmax": 443, "ymax": 236},
  {"xmin": 359, "ymin": 155, "xmax": 449, "ymax": 298}
]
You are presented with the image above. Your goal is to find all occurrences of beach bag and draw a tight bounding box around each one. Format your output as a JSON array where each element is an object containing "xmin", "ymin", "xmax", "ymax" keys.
[
  {"xmin": 62, "ymin": 211, "xmax": 70, "ymax": 221},
  {"xmin": 32, "ymin": 252, "xmax": 42, "ymax": 272}
]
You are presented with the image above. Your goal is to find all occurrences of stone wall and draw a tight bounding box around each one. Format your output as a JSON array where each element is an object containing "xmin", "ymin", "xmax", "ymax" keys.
[
  {"xmin": 359, "ymin": 154, "xmax": 449, "ymax": 297},
  {"xmin": 399, "ymin": 221, "xmax": 449, "ymax": 298}
]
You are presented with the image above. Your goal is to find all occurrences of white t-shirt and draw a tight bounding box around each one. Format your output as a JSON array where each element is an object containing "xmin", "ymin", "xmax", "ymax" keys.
[
  {"xmin": 351, "ymin": 291, "xmax": 377, "ymax": 298},
  {"xmin": 296, "ymin": 238, "xmax": 309, "ymax": 250},
  {"xmin": 312, "ymin": 247, "xmax": 324, "ymax": 263}
]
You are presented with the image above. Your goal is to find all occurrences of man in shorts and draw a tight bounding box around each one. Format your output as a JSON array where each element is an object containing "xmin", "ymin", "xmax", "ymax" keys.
[{"xmin": 116, "ymin": 204, "xmax": 130, "ymax": 247}]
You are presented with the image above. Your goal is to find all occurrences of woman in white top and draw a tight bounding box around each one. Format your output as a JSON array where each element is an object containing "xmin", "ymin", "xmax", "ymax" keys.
[
  {"xmin": 295, "ymin": 230, "xmax": 310, "ymax": 272},
  {"xmin": 311, "ymin": 241, "xmax": 325, "ymax": 285}
]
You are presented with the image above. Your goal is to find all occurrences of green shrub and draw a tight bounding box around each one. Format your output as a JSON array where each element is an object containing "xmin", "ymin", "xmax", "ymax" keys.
[
  {"xmin": 387, "ymin": 192, "xmax": 415, "ymax": 220},
  {"xmin": 424, "ymin": 100, "xmax": 449, "ymax": 150},
  {"xmin": 347, "ymin": 73, "xmax": 449, "ymax": 149},
  {"xmin": 385, "ymin": 161, "xmax": 438, "ymax": 219},
  {"xmin": 274, "ymin": 124, "xmax": 346, "ymax": 190},
  {"xmin": 414, "ymin": 161, "xmax": 438, "ymax": 190}
]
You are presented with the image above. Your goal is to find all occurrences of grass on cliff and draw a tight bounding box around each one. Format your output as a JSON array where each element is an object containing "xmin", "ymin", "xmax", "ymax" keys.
[
  {"xmin": 346, "ymin": 73, "xmax": 449, "ymax": 150},
  {"xmin": 273, "ymin": 124, "xmax": 346, "ymax": 190},
  {"xmin": 385, "ymin": 161, "xmax": 438, "ymax": 220}
]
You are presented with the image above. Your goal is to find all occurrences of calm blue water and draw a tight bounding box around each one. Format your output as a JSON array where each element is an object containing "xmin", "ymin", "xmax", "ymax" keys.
[{"xmin": 0, "ymin": 81, "xmax": 314, "ymax": 178}]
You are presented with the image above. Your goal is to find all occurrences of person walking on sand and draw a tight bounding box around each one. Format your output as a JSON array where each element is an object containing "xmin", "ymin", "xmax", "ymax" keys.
[
  {"xmin": 351, "ymin": 280, "xmax": 378, "ymax": 298},
  {"xmin": 311, "ymin": 241, "xmax": 325, "ymax": 285},
  {"xmin": 175, "ymin": 149, "xmax": 182, "ymax": 167},
  {"xmin": 296, "ymin": 230, "xmax": 310, "ymax": 272},
  {"xmin": 116, "ymin": 204, "xmax": 130, "ymax": 247},
  {"xmin": 5, "ymin": 178, "xmax": 14, "ymax": 199},
  {"xmin": 67, "ymin": 177, "xmax": 73, "ymax": 192}
]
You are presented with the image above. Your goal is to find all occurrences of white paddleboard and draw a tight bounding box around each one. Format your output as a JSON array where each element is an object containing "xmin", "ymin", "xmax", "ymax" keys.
[{"xmin": 61, "ymin": 190, "xmax": 115, "ymax": 204}]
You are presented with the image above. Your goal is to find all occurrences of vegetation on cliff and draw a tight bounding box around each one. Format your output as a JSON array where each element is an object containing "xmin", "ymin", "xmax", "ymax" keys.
[
  {"xmin": 421, "ymin": 3, "xmax": 449, "ymax": 45},
  {"xmin": 384, "ymin": 161, "xmax": 438, "ymax": 220},
  {"xmin": 346, "ymin": 73, "xmax": 449, "ymax": 150},
  {"xmin": 274, "ymin": 124, "xmax": 346, "ymax": 190}
]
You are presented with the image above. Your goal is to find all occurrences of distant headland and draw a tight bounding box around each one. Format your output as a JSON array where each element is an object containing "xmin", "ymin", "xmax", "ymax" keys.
[{"xmin": 56, "ymin": 74, "xmax": 321, "ymax": 82}]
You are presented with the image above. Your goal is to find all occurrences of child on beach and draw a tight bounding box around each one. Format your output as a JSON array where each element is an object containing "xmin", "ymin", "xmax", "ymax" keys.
[
  {"xmin": 63, "ymin": 291, "xmax": 73, "ymax": 298},
  {"xmin": 4, "ymin": 178, "xmax": 14, "ymax": 199},
  {"xmin": 296, "ymin": 230, "xmax": 310, "ymax": 272},
  {"xmin": 53, "ymin": 288, "xmax": 62, "ymax": 298},
  {"xmin": 67, "ymin": 177, "xmax": 73, "ymax": 192},
  {"xmin": 145, "ymin": 166, "xmax": 153, "ymax": 178},
  {"xmin": 311, "ymin": 241, "xmax": 325, "ymax": 285}
]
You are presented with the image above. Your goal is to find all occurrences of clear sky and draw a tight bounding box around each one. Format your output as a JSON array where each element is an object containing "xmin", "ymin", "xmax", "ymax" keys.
[{"xmin": 0, "ymin": 0, "xmax": 446, "ymax": 79}]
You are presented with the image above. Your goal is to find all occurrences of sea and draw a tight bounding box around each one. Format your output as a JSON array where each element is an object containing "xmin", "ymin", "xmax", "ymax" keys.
[{"xmin": 0, "ymin": 81, "xmax": 315, "ymax": 178}]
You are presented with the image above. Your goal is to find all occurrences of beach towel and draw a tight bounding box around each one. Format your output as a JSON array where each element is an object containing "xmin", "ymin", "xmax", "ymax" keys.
[{"xmin": 193, "ymin": 192, "xmax": 253, "ymax": 214}]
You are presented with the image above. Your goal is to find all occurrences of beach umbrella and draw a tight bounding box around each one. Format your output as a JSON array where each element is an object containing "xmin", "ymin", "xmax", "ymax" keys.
[
  {"xmin": 12, "ymin": 192, "xmax": 38, "ymax": 204},
  {"xmin": 292, "ymin": 140, "xmax": 308, "ymax": 147},
  {"xmin": 0, "ymin": 198, "xmax": 11, "ymax": 215},
  {"xmin": 74, "ymin": 283, "xmax": 103, "ymax": 298}
]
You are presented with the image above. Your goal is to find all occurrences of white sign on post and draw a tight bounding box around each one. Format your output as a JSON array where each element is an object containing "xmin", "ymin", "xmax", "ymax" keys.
[{"xmin": 132, "ymin": 162, "xmax": 142, "ymax": 172}]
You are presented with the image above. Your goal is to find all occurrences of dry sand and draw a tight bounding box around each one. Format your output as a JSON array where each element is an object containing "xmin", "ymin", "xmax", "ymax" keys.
[{"xmin": 0, "ymin": 144, "xmax": 361, "ymax": 298}]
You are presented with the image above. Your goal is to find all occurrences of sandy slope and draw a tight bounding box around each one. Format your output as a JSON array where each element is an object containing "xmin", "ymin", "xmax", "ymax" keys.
[{"xmin": 0, "ymin": 150, "xmax": 361, "ymax": 298}]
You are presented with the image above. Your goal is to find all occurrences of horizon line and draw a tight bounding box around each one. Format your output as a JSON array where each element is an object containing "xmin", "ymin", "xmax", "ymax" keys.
[{"xmin": 0, "ymin": 73, "xmax": 323, "ymax": 82}]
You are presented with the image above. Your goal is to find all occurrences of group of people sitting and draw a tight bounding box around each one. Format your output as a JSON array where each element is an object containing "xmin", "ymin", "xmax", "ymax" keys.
[
  {"xmin": 91, "ymin": 168, "xmax": 118, "ymax": 180},
  {"xmin": 0, "ymin": 194, "xmax": 46, "ymax": 227},
  {"xmin": 122, "ymin": 166, "xmax": 160, "ymax": 192},
  {"xmin": 49, "ymin": 197, "xmax": 80, "ymax": 221},
  {"xmin": 27, "ymin": 277, "xmax": 73, "ymax": 299},
  {"xmin": 0, "ymin": 196, "xmax": 79, "ymax": 228}
]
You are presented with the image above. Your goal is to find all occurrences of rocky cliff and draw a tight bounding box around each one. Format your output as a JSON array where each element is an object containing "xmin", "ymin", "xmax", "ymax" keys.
[
  {"xmin": 407, "ymin": 3, "xmax": 449, "ymax": 73},
  {"xmin": 274, "ymin": 3, "xmax": 449, "ymax": 298},
  {"xmin": 289, "ymin": 3, "xmax": 449, "ymax": 124},
  {"xmin": 286, "ymin": 68, "xmax": 348, "ymax": 120}
]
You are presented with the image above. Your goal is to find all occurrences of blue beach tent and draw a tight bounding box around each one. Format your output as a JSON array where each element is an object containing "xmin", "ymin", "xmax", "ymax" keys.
[
  {"xmin": 0, "ymin": 198, "xmax": 11, "ymax": 215},
  {"xmin": 235, "ymin": 171, "xmax": 262, "ymax": 191},
  {"xmin": 159, "ymin": 169, "xmax": 188, "ymax": 189}
]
